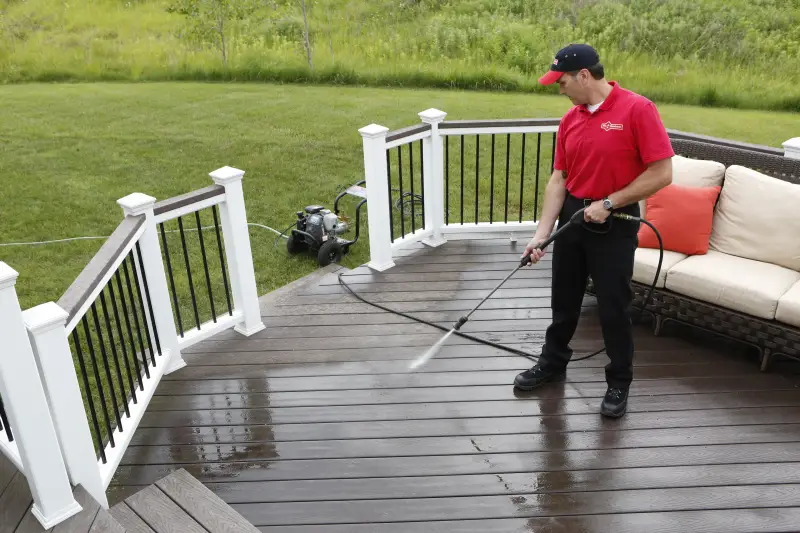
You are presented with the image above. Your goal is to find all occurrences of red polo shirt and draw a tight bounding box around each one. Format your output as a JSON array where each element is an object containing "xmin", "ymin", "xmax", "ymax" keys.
[{"xmin": 553, "ymin": 81, "xmax": 675, "ymax": 200}]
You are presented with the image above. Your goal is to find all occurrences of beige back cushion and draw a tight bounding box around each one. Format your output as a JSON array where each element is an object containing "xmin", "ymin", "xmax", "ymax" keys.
[
  {"xmin": 709, "ymin": 165, "xmax": 800, "ymax": 271},
  {"xmin": 640, "ymin": 155, "xmax": 725, "ymax": 217}
]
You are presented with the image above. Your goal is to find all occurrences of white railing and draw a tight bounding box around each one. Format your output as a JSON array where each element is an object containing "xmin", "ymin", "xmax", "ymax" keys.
[
  {"xmin": 0, "ymin": 166, "xmax": 264, "ymax": 527},
  {"xmin": 359, "ymin": 110, "xmax": 560, "ymax": 270}
]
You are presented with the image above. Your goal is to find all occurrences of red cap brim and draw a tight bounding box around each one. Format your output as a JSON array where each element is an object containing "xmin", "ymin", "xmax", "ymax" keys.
[{"xmin": 538, "ymin": 70, "xmax": 564, "ymax": 85}]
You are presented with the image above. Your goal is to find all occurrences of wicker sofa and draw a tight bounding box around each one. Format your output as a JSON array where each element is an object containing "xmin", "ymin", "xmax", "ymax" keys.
[{"xmin": 587, "ymin": 132, "xmax": 800, "ymax": 371}]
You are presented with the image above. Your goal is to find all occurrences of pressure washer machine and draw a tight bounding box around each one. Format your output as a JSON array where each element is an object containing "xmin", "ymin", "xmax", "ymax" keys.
[{"xmin": 286, "ymin": 180, "xmax": 368, "ymax": 267}]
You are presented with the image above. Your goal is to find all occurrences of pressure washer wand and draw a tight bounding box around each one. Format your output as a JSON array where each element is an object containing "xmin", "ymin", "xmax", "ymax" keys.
[{"xmin": 451, "ymin": 207, "xmax": 587, "ymax": 332}]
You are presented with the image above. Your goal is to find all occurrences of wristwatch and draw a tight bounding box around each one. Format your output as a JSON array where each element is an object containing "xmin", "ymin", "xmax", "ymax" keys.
[{"xmin": 602, "ymin": 197, "xmax": 614, "ymax": 211}]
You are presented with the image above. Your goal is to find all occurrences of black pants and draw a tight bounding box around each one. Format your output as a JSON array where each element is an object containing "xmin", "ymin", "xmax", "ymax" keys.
[{"xmin": 537, "ymin": 194, "xmax": 640, "ymax": 389}]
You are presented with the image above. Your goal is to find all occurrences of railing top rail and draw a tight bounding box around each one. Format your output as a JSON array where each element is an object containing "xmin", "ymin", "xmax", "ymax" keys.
[
  {"xmin": 57, "ymin": 215, "xmax": 145, "ymax": 329},
  {"xmin": 153, "ymin": 184, "xmax": 226, "ymax": 217},
  {"xmin": 665, "ymin": 128, "xmax": 784, "ymax": 156},
  {"xmin": 386, "ymin": 123, "xmax": 431, "ymax": 143},
  {"xmin": 439, "ymin": 118, "xmax": 561, "ymax": 129}
]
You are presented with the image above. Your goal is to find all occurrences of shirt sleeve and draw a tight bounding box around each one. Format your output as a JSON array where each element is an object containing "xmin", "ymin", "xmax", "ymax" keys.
[{"xmin": 633, "ymin": 101, "xmax": 675, "ymax": 165}]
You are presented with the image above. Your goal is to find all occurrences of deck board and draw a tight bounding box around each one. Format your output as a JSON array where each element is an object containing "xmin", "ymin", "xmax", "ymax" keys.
[{"xmin": 109, "ymin": 237, "xmax": 800, "ymax": 531}]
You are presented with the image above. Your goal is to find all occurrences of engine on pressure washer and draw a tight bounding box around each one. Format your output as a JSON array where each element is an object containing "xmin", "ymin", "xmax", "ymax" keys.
[{"xmin": 299, "ymin": 205, "xmax": 348, "ymax": 244}]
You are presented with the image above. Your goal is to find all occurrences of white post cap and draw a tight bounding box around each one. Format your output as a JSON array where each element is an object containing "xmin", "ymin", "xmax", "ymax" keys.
[
  {"xmin": 359, "ymin": 124, "xmax": 389, "ymax": 139},
  {"xmin": 783, "ymin": 137, "xmax": 800, "ymax": 159},
  {"xmin": 210, "ymin": 166, "xmax": 245, "ymax": 185},
  {"xmin": 0, "ymin": 262, "xmax": 19, "ymax": 290},
  {"xmin": 117, "ymin": 193, "xmax": 157, "ymax": 217},
  {"xmin": 22, "ymin": 302, "xmax": 69, "ymax": 334},
  {"xmin": 419, "ymin": 108, "xmax": 447, "ymax": 124}
]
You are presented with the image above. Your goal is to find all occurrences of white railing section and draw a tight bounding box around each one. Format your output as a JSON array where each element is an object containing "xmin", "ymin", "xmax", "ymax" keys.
[
  {"xmin": 0, "ymin": 165, "xmax": 265, "ymax": 527},
  {"xmin": 359, "ymin": 110, "xmax": 560, "ymax": 270},
  {"xmin": 0, "ymin": 264, "xmax": 83, "ymax": 528}
]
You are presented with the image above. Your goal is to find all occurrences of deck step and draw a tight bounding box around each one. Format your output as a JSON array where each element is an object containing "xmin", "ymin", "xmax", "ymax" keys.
[{"xmin": 109, "ymin": 469, "xmax": 258, "ymax": 533}]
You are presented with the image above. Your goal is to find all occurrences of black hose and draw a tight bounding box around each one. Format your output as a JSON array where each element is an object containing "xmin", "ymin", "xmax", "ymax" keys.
[{"xmin": 337, "ymin": 210, "xmax": 663, "ymax": 364}]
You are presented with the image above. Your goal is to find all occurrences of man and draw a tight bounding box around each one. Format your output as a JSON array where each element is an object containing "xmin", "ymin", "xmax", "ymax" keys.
[{"xmin": 513, "ymin": 43, "xmax": 673, "ymax": 418}]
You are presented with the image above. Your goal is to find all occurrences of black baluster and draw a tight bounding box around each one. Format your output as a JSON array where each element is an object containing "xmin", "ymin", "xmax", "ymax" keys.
[
  {"xmin": 475, "ymin": 135, "xmax": 479, "ymax": 224},
  {"xmin": 160, "ymin": 222, "xmax": 183, "ymax": 337},
  {"xmin": 397, "ymin": 147, "xmax": 405, "ymax": 237},
  {"xmin": 460, "ymin": 135, "xmax": 464, "ymax": 225},
  {"xmin": 419, "ymin": 139, "xmax": 425, "ymax": 229},
  {"xmin": 504, "ymin": 133, "xmax": 511, "ymax": 223},
  {"xmin": 99, "ymin": 290, "xmax": 130, "ymax": 417},
  {"xmin": 135, "ymin": 243, "xmax": 162, "ymax": 357},
  {"xmin": 71, "ymin": 328, "xmax": 105, "ymax": 462},
  {"xmin": 122, "ymin": 257, "xmax": 151, "ymax": 378},
  {"xmin": 534, "ymin": 133, "xmax": 542, "ymax": 221},
  {"xmin": 90, "ymin": 302, "xmax": 123, "ymax": 432},
  {"xmin": 490, "ymin": 133, "xmax": 495, "ymax": 224},
  {"xmin": 445, "ymin": 136, "xmax": 450, "ymax": 225},
  {"xmin": 82, "ymin": 316, "xmax": 115, "ymax": 448},
  {"xmin": 195, "ymin": 211, "xmax": 217, "ymax": 323},
  {"xmin": 177, "ymin": 217, "xmax": 201, "ymax": 330},
  {"xmin": 386, "ymin": 150, "xmax": 395, "ymax": 243},
  {"xmin": 0, "ymin": 395, "xmax": 12, "ymax": 442},
  {"xmin": 212, "ymin": 206, "xmax": 233, "ymax": 316},
  {"xmin": 519, "ymin": 133, "xmax": 526, "ymax": 223},
  {"xmin": 409, "ymin": 142, "xmax": 415, "ymax": 233},
  {"xmin": 550, "ymin": 132, "xmax": 556, "ymax": 173},
  {"xmin": 115, "ymin": 270, "xmax": 144, "ymax": 391},
  {"xmin": 129, "ymin": 253, "xmax": 156, "ymax": 367}
]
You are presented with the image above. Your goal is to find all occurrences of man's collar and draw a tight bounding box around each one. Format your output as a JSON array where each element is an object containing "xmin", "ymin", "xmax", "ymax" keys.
[{"xmin": 579, "ymin": 81, "xmax": 619, "ymax": 114}]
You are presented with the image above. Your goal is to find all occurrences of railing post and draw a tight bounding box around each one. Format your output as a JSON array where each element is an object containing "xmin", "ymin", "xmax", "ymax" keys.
[
  {"xmin": 359, "ymin": 124, "xmax": 395, "ymax": 271},
  {"xmin": 209, "ymin": 166, "xmax": 266, "ymax": 336},
  {"xmin": 419, "ymin": 108, "xmax": 448, "ymax": 247},
  {"xmin": 117, "ymin": 193, "xmax": 186, "ymax": 374},
  {"xmin": 0, "ymin": 262, "xmax": 82, "ymax": 528},
  {"xmin": 22, "ymin": 302, "xmax": 108, "ymax": 509},
  {"xmin": 783, "ymin": 137, "xmax": 800, "ymax": 160}
]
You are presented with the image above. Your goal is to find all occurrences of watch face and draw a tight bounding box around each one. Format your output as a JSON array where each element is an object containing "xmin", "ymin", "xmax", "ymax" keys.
[{"xmin": 603, "ymin": 199, "xmax": 612, "ymax": 209}]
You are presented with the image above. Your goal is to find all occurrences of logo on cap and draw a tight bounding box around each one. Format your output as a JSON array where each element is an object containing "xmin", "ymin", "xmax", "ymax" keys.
[{"xmin": 601, "ymin": 121, "xmax": 623, "ymax": 131}]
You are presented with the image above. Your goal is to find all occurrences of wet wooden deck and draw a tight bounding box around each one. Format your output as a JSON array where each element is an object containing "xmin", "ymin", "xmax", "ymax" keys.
[{"xmin": 109, "ymin": 236, "xmax": 800, "ymax": 532}]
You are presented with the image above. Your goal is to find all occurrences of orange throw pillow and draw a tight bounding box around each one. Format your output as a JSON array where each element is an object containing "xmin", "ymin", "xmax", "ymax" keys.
[{"xmin": 637, "ymin": 183, "xmax": 722, "ymax": 255}]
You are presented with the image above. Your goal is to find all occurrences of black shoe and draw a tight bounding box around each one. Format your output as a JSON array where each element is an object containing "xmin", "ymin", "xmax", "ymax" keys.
[
  {"xmin": 600, "ymin": 387, "xmax": 629, "ymax": 418},
  {"xmin": 513, "ymin": 363, "xmax": 565, "ymax": 390}
]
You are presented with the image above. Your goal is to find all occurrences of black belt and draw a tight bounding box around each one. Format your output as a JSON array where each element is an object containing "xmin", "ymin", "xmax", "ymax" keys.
[{"xmin": 565, "ymin": 192, "xmax": 639, "ymax": 214}]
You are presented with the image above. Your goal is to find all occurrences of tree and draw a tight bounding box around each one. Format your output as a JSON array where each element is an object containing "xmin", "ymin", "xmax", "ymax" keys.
[
  {"xmin": 167, "ymin": 0, "xmax": 262, "ymax": 68},
  {"xmin": 299, "ymin": 0, "xmax": 312, "ymax": 70}
]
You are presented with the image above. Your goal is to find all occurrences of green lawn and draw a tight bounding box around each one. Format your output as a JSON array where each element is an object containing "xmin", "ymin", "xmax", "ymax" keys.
[{"xmin": 2, "ymin": 81, "xmax": 800, "ymax": 313}]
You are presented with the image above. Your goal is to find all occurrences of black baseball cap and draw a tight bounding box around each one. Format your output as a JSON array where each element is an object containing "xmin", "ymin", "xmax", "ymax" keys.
[{"xmin": 538, "ymin": 44, "xmax": 600, "ymax": 85}]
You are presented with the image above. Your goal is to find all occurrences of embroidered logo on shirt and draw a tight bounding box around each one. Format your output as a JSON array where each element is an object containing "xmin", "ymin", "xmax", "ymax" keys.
[{"xmin": 601, "ymin": 121, "xmax": 623, "ymax": 131}]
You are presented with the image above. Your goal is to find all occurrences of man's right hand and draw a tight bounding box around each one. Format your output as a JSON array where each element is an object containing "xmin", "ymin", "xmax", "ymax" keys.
[{"xmin": 522, "ymin": 234, "xmax": 548, "ymax": 265}]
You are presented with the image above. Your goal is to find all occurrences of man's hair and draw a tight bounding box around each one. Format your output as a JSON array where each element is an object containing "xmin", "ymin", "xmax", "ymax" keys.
[{"xmin": 569, "ymin": 63, "xmax": 604, "ymax": 80}]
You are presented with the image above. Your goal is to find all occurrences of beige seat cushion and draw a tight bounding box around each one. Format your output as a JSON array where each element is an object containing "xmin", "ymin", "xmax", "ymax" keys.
[
  {"xmin": 709, "ymin": 165, "xmax": 800, "ymax": 271},
  {"xmin": 664, "ymin": 250, "xmax": 800, "ymax": 320},
  {"xmin": 776, "ymin": 281, "xmax": 800, "ymax": 328},
  {"xmin": 633, "ymin": 248, "xmax": 687, "ymax": 288},
  {"xmin": 640, "ymin": 155, "xmax": 725, "ymax": 217}
]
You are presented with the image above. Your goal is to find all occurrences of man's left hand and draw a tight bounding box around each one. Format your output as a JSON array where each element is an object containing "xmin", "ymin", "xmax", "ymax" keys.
[{"xmin": 584, "ymin": 200, "xmax": 611, "ymax": 224}]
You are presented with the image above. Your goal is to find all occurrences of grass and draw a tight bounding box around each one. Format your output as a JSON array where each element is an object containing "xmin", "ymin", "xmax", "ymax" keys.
[
  {"xmin": 1, "ymin": 0, "xmax": 800, "ymax": 112},
  {"xmin": 1, "ymin": 80, "xmax": 799, "ymax": 454}
]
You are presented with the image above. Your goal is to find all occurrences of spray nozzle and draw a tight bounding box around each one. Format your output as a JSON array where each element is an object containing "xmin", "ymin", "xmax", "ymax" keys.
[{"xmin": 453, "ymin": 316, "xmax": 468, "ymax": 330}]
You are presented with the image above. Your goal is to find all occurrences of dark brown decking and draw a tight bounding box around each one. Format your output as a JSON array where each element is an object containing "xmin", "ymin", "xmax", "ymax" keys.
[{"xmin": 108, "ymin": 236, "xmax": 800, "ymax": 532}]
